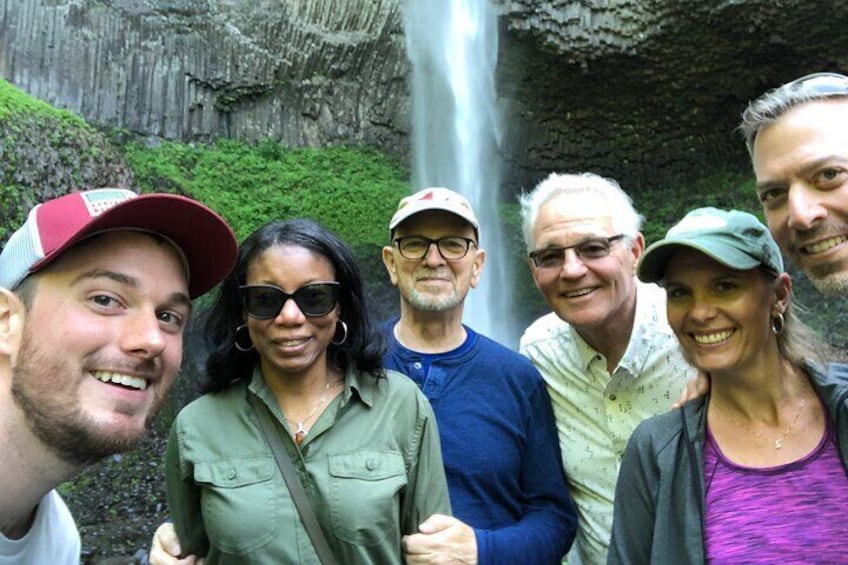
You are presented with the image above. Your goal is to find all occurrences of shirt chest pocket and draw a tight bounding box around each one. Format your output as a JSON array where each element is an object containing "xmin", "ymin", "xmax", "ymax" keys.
[
  {"xmin": 194, "ymin": 457, "xmax": 280, "ymax": 555},
  {"xmin": 328, "ymin": 450, "xmax": 408, "ymax": 546}
]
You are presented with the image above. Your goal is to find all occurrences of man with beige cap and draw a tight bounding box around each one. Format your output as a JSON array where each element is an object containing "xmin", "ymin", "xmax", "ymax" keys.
[
  {"xmin": 0, "ymin": 189, "xmax": 236, "ymax": 564},
  {"xmin": 382, "ymin": 187, "xmax": 576, "ymax": 565}
]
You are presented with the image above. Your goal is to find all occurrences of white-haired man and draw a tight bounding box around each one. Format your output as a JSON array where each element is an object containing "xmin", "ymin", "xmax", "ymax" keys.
[{"xmin": 519, "ymin": 172, "xmax": 693, "ymax": 565}]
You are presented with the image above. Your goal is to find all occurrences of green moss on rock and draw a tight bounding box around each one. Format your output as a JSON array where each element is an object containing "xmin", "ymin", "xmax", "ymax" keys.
[{"xmin": 0, "ymin": 79, "xmax": 133, "ymax": 242}]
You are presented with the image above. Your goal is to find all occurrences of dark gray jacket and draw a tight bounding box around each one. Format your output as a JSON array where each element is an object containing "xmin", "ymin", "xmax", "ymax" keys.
[{"xmin": 607, "ymin": 363, "xmax": 848, "ymax": 565}]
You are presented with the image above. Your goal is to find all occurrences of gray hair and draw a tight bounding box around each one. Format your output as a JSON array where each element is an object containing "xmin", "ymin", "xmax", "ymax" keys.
[
  {"xmin": 12, "ymin": 275, "xmax": 37, "ymax": 309},
  {"xmin": 519, "ymin": 172, "xmax": 643, "ymax": 251},
  {"xmin": 740, "ymin": 72, "xmax": 848, "ymax": 155}
]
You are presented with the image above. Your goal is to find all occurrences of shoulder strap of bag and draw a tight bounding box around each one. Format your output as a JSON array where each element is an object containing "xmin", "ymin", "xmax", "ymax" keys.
[{"xmin": 247, "ymin": 392, "xmax": 339, "ymax": 565}]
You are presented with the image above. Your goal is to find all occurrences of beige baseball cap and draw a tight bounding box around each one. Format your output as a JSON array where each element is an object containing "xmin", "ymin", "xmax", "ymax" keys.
[{"xmin": 389, "ymin": 187, "xmax": 479, "ymax": 235}]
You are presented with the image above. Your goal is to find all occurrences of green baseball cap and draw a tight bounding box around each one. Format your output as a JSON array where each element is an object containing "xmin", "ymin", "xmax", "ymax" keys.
[{"xmin": 638, "ymin": 207, "xmax": 783, "ymax": 283}]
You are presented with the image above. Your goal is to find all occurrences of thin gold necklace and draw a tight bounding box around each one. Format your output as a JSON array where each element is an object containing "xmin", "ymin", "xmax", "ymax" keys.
[
  {"xmin": 712, "ymin": 390, "xmax": 807, "ymax": 450},
  {"xmin": 285, "ymin": 380, "xmax": 332, "ymax": 446}
]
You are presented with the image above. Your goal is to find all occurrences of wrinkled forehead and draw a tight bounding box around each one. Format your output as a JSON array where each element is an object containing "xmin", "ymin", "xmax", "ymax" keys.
[{"xmin": 534, "ymin": 194, "xmax": 617, "ymax": 239}]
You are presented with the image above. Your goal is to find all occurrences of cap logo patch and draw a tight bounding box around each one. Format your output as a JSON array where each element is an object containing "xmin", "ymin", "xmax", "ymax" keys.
[{"xmin": 80, "ymin": 189, "xmax": 135, "ymax": 217}]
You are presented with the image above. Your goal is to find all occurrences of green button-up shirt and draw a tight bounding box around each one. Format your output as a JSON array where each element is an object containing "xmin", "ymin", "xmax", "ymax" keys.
[{"xmin": 166, "ymin": 365, "xmax": 450, "ymax": 564}]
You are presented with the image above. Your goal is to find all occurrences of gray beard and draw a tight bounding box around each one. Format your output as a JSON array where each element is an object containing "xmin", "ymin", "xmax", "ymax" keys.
[{"xmin": 407, "ymin": 288, "xmax": 464, "ymax": 313}]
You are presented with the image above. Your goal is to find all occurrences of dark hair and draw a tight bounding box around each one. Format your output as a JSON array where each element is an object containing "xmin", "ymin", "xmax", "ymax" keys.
[{"xmin": 201, "ymin": 219, "xmax": 385, "ymax": 393}]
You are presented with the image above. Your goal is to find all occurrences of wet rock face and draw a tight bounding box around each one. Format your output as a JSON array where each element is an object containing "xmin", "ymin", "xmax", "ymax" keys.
[
  {"xmin": 2, "ymin": 0, "xmax": 847, "ymax": 190},
  {"xmin": 0, "ymin": 0, "xmax": 411, "ymax": 152},
  {"xmin": 495, "ymin": 0, "xmax": 848, "ymax": 189}
]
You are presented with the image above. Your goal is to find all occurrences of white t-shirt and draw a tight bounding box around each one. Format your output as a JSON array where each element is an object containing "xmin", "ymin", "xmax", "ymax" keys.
[{"xmin": 0, "ymin": 490, "xmax": 80, "ymax": 564}]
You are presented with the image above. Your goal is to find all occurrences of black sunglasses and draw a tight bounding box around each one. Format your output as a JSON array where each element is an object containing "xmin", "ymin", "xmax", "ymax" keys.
[{"xmin": 240, "ymin": 282, "xmax": 340, "ymax": 319}]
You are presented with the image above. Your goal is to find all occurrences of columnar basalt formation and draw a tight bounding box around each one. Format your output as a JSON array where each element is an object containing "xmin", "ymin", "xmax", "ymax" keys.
[{"xmin": 2, "ymin": 0, "xmax": 847, "ymax": 190}]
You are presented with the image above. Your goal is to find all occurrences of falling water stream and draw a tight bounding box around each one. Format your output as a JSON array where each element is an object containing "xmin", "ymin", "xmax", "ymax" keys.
[{"xmin": 402, "ymin": 0, "xmax": 516, "ymax": 347}]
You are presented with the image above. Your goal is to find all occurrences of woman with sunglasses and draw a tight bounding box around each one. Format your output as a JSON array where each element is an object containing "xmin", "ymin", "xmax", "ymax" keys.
[
  {"xmin": 607, "ymin": 208, "xmax": 848, "ymax": 564},
  {"xmin": 165, "ymin": 219, "xmax": 450, "ymax": 564}
]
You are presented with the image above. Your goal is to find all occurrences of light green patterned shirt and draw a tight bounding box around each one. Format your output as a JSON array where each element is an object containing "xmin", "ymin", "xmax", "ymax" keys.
[{"xmin": 520, "ymin": 282, "xmax": 694, "ymax": 565}]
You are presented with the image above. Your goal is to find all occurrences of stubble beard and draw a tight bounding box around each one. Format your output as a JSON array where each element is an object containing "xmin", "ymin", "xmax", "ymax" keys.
[
  {"xmin": 807, "ymin": 268, "xmax": 848, "ymax": 296},
  {"xmin": 11, "ymin": 328, "xmax": 165, "ymax": 467},
  {"xmin": 794, "ymin": 245, "xmax": 848, "ymax": 296},
  {"xmin": 789, "ymin": 222, "xmax": 848, "ymax": 297}
]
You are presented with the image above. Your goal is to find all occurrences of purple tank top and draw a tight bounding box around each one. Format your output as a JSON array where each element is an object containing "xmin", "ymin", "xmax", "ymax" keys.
[{"xmin": 703, "ymin": 419, "xmax": 848, "ymax": 564}]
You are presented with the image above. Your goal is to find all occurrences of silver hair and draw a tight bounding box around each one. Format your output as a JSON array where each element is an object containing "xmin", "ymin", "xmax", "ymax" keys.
[
  {"xmin": 740, "ymin": 72, "xmax": 848, "ymax": 155},
  {"xmin": 518, "ymin": 172, "xmax": 643, "ymax": 251}
]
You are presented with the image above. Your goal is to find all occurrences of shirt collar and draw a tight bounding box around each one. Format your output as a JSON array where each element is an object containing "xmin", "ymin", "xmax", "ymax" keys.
[
  {"xmin": 562, "ymin": 281, "xmax": 665, "ymax": 376},
  {"xmin": 248, "ymin": 363, "xmax": 377, "ymax": 413},
  {"xmin": 615, "ymin": 281, "xmax": 668, "ymax": 377}
]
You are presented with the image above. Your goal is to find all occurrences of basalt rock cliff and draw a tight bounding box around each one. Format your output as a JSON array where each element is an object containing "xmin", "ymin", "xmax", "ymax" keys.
[{"xmin": 2, "ymin": 0, "xmax": 847, "ymax": 191}]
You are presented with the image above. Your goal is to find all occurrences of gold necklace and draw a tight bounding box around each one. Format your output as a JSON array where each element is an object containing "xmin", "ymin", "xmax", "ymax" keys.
[
  {"xmin": 285, "ymin": 380, "xmax": 332, "ymax": 446},
  {"xmin": 712, "ymin": 390, "xmax": 807, "ymax": 450}
]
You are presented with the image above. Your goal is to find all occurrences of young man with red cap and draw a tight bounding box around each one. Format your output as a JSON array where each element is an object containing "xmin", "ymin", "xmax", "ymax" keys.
[{"xmin": 0, "ymin": 188, "xmax": 237, "ymax": 564}]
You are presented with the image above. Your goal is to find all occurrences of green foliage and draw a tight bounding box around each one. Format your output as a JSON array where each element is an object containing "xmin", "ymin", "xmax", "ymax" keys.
[
  {"xmin": 637, "ymin": 170, "xmax": 760, "ymax": 245},
  {"xmin": 0, "ymin": 79, "xmax": 133, "ymax": 243},
  {"xmin": 121, "ymin": 138, "xmax": 410, "ymax": 247},
  {"xmin": 0, "ymin": 79, "xmax": 87, "ymax": 124},
  {"xmin": 501, "ymin": 200, "xmax": 549, "ymax": 329}
]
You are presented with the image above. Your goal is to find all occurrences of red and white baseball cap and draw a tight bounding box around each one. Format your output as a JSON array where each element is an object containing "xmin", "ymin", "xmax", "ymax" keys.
[{"xmin": 0, "ymin": 188, "xmax": 238, "ymax": 298}]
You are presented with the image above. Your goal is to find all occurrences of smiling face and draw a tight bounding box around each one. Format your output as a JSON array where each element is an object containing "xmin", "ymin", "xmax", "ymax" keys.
[
  {"xmin": 529, "ymin": 193, "xmax": 643, "ymax": 334},
  {"xmin": 382, "ymin": 210, "xmax": 484, "ymax": 315},
  {"xmin": 663, "ymin": 248, "xmax": 787, "ymax": 377},
  {"xmin": 9, "ymin": 231, "xmax": 190, "ymax": 465},
  {"xmin": 752, "ymin": 98, "xmax": 848, "ymax": 296},
  {"xmin": 244, "ymin": 244, "xmax": 339, "ymax": 383}
]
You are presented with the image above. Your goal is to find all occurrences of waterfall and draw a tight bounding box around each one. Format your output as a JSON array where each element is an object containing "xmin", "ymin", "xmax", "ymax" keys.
[{"xmin": 402, "ymin": 0, "xmax": 515, "ymax": 347}]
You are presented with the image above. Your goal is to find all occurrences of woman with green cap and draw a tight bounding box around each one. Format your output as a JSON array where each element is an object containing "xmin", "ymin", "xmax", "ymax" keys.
[{"xmin": 607, "ymin": 207, "xmax": 848, "ymax": 564}]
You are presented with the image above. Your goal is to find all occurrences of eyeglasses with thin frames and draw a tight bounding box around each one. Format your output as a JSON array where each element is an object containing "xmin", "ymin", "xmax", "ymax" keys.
[
  {"xmin": 240, "ymin": 282, "xmax": 340, "ymax": 319},
  {"xmin": 393, "ymin": 236, "xmax": 477, "ymax": 260},
  {"xmin": 529, "ymin": 234, "xmax": 626, "ymax": 269}
]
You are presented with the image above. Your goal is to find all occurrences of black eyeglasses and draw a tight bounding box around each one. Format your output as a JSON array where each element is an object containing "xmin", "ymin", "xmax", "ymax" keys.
[
  {"xmin": 240, "ymin": 282, "xmax": 340, "ymax": 319},
  {"xmin": 393, "ymin": 236, "xmax": 477, "ymax": 260},
  {"xmin": 529, "ymin": 235, "xmax": 626, "ymax": 269},
  {"xmin": 783, "ymin": 72, "xmax": 848, "ymax": 96}
]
